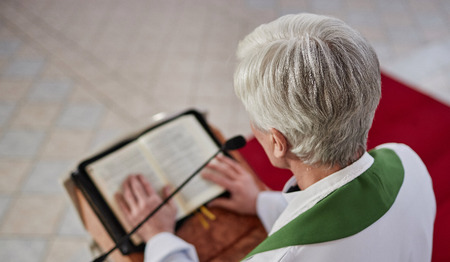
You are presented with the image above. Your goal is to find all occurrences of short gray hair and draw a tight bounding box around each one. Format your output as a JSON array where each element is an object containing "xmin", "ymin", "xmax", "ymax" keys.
[{"xmin": 234, "ymin": 13, "xmax": 381, "ymax": 167}]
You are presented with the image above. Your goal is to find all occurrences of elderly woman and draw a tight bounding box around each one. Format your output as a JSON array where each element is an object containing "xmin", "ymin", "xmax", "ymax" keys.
[{"xmin": 117, "ymin": 13, "xmax": 435, "ymax": 261}]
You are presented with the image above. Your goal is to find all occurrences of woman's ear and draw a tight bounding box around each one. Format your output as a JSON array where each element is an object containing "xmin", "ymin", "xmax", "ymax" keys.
[{"xmin": 269, "ymin": 128, "xmax": 288, "ymax": 159}]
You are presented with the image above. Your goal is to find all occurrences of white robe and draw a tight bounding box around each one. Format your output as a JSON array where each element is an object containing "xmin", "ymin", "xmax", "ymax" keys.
[{"xmin": 144, "ymin": 143, "xmax": 436, "ymax": 262}]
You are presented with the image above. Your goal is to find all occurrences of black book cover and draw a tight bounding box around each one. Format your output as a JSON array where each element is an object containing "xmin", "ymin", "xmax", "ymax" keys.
[{"xmin": 71, "ymin": 109, "xmax": 224, "ymax": 255}]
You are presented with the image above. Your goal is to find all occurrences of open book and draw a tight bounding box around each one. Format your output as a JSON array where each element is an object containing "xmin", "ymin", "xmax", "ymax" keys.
[{"xmin": 72, "ymin": 110, "xmax": 226, "ymax": 253}]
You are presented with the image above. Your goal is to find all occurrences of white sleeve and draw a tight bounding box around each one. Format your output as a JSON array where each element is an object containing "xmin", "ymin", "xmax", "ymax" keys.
[
  {"xmin": 256, "ymin": 191, "xmax": 288, "ymax": 233},
  {"xmin": 144, "ymin": 232, "xmax": 199, "ymax": 262}
]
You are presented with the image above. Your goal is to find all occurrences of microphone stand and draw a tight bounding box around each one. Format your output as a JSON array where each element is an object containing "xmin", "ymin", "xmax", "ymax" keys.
[{"xmin": 92, "ymin": 135, "xmax": 246, "ymax": 262}]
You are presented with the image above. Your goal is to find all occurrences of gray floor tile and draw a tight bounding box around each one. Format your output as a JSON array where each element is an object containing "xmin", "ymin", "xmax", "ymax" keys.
[
  {"xmin": 27, "ymin": 79, "xmax": 73, "ymax": 102},
  {"xmin": 0, "ymin": 196, "xmax": 11, "ymax": 222},
  {"xmin": 21, "ymin": 160, "xmax": 71, "ymax": 194},
  {"xmin": 0, "ymin": 159, "xmax": 32, "ymax": 194},
  {"xmin": 45, "ymin": 237, "xmax": 91, "ymax": 262},
  {"xmin": 2, "ymin": 58, "xmax": 45, "ymax": 78},
  {"xmin": 383, "ymin": 37, "xmax": 450, "ymax": 105},
  {"xmin": 0, "ymin": 130, "xmax": 46, "ymax": 157},
  {"xmin": 40, "ymin": 129, "xmax": 93, "ymax": 158},
  {"xmin": 0, "ymin": 39, "xmax": 21, "ymax": 57},
  {"xmin": 0, "ymin": 79, "xmax": 32, "ymax": 102},
  {"xmin": 0, "ymin": 195, "xmax": 66, "ymax": 235},
  {"xmin": 245, "ymin": 0, "xmax": 276, "ymax": 9},
  {"xmin": 90, "ymin": 128, "xmax": 127, "ymax": 150},
  {"xmin": 0, "ymin": 101, "xmax": 16, "ymax": 127},
  {"xmin": 311, "ymin": 0, "xmax": 345, "ymax": 11},
  {"xmin": 57, "ymin": 104, "xmax": 104, "ymax": 130},
  {"xmin": 0, "ymin": 238, "xmax": 47, "ymax": 262},
  {"xmin": 57, "ymin": 206, "xmax": 89, "ymax": 237}
]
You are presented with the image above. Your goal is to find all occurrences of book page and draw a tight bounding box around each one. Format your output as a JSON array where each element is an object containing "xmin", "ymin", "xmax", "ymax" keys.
[
  {"xmin": 139, "ymin": 114, "xmax": 225, "ymax": 216},
  {"xmin": 86, "ymin": 142, "xmax": 167, "ymax": 244},
  {"xmin": 86, "ymin": 143, "xmax": 166, "ymax": 201}
]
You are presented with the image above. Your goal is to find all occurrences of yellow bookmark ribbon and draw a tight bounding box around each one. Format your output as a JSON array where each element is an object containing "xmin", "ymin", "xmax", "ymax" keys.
[
  {"xmin": 200, "ymin": 206, "xmax": 216, "ymax": 221},
  {"xmin": 196, "ymin": 206, "xmax": 216, "ymax": 230}
]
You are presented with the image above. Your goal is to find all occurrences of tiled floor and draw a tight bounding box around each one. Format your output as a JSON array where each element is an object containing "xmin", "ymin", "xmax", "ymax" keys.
[{"xmin": 0, "ymin": 0, "xmax": 449, "ymax": 261}]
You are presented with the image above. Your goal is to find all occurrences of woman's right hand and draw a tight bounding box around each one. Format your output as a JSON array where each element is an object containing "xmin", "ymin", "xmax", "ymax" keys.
[{"xmin": 202, "ymin": 155, "xmax": 265, "ymax": 215}]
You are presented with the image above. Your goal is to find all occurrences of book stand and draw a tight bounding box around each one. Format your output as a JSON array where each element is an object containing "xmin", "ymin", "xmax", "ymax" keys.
[{"xmin": 63, "ymin": 127, "xmax": 267, "ymax": 262}]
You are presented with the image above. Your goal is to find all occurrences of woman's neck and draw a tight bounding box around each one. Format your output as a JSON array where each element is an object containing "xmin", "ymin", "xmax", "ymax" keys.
[{"xmin": 288, "ymin": 159, "xmax": 342, "ymax": 190}]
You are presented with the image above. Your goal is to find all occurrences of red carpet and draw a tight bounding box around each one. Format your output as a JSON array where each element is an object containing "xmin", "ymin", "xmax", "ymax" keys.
[{"xmin": 238, "ymin": 72, "xmax": 450, "ymax": 262}]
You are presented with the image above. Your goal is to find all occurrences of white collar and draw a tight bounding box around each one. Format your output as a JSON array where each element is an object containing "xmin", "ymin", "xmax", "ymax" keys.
[{"xmin": 270, "ymin": 152, "xmax": 374, "ymax": 234}]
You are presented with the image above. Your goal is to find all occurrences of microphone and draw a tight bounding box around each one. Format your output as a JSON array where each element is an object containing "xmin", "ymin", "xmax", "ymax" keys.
[
  {"xmin": 222, "ymin": 135, "xmax": 246, "ymax": 151},
  {"xmin": 92, "ymin": 135, "xmax": 246, "ymax": 262}
]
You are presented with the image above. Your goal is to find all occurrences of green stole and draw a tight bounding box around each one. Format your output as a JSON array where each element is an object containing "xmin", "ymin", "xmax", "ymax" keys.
[{"xmin": 245, "ymin": 148, "xmax": 404, "ymax": 259}]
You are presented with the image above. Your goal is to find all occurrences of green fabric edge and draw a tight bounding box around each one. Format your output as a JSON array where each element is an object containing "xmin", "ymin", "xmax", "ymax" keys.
[{"xmin": 245, "ymin": 148, "xmax": 404, "ymax": 259}]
